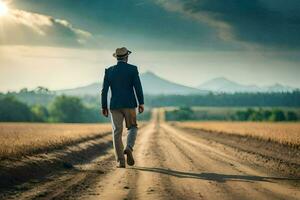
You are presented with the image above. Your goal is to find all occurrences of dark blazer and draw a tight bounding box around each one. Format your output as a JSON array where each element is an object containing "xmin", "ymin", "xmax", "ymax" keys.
[{"xmin": 101, "ymin": 61, "xmax": 144, "ymax": 110}]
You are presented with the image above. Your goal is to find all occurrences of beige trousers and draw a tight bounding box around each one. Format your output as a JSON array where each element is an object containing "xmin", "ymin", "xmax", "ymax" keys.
[{"xmin": 110, "ymin": 108, "xmax": 138, "ymax": 162}]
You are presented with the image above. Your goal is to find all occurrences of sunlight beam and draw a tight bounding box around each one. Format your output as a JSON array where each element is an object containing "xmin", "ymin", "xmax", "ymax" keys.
[{"xmin": 0, "ymin": 1, "xmax": 8, "ymax": 17}]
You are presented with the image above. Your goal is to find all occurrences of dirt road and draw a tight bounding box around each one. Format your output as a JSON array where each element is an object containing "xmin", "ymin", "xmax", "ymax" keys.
[{"xmin": 2, "ymin": 109, "xmax": 300, "ymax": 200}]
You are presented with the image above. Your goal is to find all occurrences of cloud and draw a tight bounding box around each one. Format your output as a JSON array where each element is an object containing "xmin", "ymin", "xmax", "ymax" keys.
[
  {"xmin": 11, "ymin": 0, "xmax": 222, "ymax": 50},
  {"xmin": 156, "ymin": 0, "xmax": 300, "ymax": 50},
  {"xmin": 0, "ymin": 9, "xmax": 94, "ymax": 47}
]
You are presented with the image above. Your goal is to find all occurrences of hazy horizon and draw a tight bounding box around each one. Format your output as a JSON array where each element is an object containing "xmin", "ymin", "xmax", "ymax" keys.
[
  {"xmin": 1, "ymin": 65, "xmax": 299, "ymax": 93},
  {"xmin": 1, "ymin": 0, "xmax": 300, "ymax": 92}
]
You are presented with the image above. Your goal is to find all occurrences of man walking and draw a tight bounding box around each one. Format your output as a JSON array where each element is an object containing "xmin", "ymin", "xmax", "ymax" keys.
[{"xmin": 101, "ymin": 47, "xmax": 144, "ymax": 168}]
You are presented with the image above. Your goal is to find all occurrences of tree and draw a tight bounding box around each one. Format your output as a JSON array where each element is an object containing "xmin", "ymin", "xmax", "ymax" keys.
[
  {"xmin": 165, "ymin": 106, "xmax": 194, "ymax": 121},
  {"xmin": 245, "ymin": 108, "xmax": 255, "ymax": 120},
  {"xmin": 262, "ymin": 110, "xmax": 272, "ymax": 120},
  {"xmin": 34, "ymin": 86, "xmax": 50, "ymax": 94},
  {"xmin": 235, "ymin": 111, "xmax": 248, "ymax": 121},
  {"xmin": 249, "ymin": 110, "xmax": 264, "ymax": 121},
  {"xmin": 0, "ymin": 96, "xmax": 33, "ymax": 122},
  {"xmin": 49, "ymin": 95, "xmax": 87, "ymax": 123},
  {"xmin": 269, "ymin": 109, "xmax": 286, "ymax": 122},
  {"xmin": 19, "ymin": 88, "xmax": 29, "ymax": 93},
  {"xmin": 81, "ymin": 106, "xmax": 109, "ymax": 123},
  {"xmin": 31, "ymin": 105, "xmax": 49, "ymax": 122},
  {"xmin": 286, "ymin": 111, "xmax": 298, "ymax": 121}
]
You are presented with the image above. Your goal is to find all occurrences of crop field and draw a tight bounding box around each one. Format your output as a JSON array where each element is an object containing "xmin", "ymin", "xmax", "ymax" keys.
[
  {"xmin": 0, "ymin": 123, "xmax": 111, "ymax": 159},
  {"xmin": 175, "ymin": 121, "xmax": 300, "ymax": 147}
]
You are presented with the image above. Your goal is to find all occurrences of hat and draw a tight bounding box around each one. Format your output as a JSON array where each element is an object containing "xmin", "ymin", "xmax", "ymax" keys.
[{"xmin": 113, "ymin": 47, "xmax": 132, "ymax": 58}]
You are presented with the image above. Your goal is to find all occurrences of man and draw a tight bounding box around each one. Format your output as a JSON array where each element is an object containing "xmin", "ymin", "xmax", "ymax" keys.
[{"xmin": 101, "ymin": 47, "xmax": 144, "ymax": 168}]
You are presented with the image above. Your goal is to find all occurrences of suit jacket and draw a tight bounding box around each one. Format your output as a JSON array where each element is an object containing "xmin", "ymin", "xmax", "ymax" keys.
[{"xmin": 101, "ymin": 61, "xmax": 144, "ymax": 110}]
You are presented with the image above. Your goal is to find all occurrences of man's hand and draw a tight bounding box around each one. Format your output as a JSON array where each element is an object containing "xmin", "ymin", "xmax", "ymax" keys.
[
  {"xmin": 138, "ymin": 104, "xmax": 144, "ymax": 114},
  {"xmin": 102, "ymin": 108, "xmax": 109, "ymax": 117}
]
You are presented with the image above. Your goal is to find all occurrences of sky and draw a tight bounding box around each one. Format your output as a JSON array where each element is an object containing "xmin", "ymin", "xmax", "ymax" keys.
[{"xmin": 0, "ymin": 0, "xmax": 300, "ymax": 92}]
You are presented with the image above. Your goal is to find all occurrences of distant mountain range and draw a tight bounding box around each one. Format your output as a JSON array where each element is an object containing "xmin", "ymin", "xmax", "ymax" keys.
[
  {"xmin": 56, "ymin": 72, "xmax": 297, "ymax": 96},
  {"xmin": 56, "ymin": 71, "xmax": 207, "ymax": 96},
  {"xmin": 197, "ymin": 77, "xmax": 296, "ymax": 93}
]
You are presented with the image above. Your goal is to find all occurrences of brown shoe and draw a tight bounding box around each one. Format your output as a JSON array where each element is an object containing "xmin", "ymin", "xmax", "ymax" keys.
[{"xmin": 124, "ymin": 148, "xmax": 135, "ymax": 166}]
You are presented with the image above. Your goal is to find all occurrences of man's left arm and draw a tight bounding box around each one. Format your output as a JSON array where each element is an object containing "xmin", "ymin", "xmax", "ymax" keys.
[{"xmin": 133, "ymin": 67, "xmax": 144, "ymax": 113}]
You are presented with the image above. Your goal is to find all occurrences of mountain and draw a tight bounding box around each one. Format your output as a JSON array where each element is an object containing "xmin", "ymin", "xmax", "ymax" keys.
[
  {"xmin": 140, "ymin": 71, "xmax": 206, "ymax": 95},
  {"xmin": 198, "ymin": 77, "xmax": 296, "ymax": 93},
  {"xmin": 198, "ymin": 77, "xmax": 260, "ymax": 93},
  {"xmin": 265, "ymin": 83, "xmax": 295, "ymax": 93},
  {"xmin": 56, "ymin": 82, "xmax": 101, "ymax": 96},
  {"xmin": 56, "ymin": 71, "xmax": 207, "ymax": 96}
]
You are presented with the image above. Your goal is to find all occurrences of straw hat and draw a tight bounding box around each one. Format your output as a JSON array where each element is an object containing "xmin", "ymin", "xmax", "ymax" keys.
[{"xmin": 113, "ymin": 47, "xmax": 132, "ymax": 58}]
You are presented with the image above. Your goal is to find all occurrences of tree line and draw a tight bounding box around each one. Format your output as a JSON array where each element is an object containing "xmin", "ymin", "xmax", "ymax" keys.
[
  {"xmin": 166, "ymin": 107, "xmax": 299, "ymax": 122},
  {"xmin": 0, "ymin": 95, "xmax": 108, "ymax": 123},
  {"xmin": 0, "ymin": 95, "xmax": 150, "ymax": 123},
  {"xmin": 146, "ymin": 91, "xmax": 300, "ymax": 107},
  {"xmin": 2, "ymin": 88, "xmax": 300, "ymax": 108},
  {"xmin": 1, "ymin": 87, "xmax": 300, "ymax": 122},
  {"xmin": 234, "ymin": 108, "xmax": 298, "ymax": 121}
]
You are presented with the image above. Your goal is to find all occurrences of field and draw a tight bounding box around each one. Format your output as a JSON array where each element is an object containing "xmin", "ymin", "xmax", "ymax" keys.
[
  {"xmin": 0, "ymin": 112, "xmax": 300, "ymax": 200},
  {"xmin": 0, "ymin": 123, "xmax": 111, "ymax": 159},
  {"xmin": 175, "ymin": 121, "xmax": 300, "ymax": 147}
]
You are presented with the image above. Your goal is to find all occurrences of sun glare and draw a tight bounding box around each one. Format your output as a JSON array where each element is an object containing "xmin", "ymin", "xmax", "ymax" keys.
[{"xmin": 0, "ymin": 1, "xmax": 8, "ymax": 17}]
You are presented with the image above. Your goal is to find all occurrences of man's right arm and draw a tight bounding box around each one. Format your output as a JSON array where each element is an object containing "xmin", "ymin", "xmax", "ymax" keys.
[{"xmin": 101, "ymin": 69, "xmax": 109, "ymax": 116}]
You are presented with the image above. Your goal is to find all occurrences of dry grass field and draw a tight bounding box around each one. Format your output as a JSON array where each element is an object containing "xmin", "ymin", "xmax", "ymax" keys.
[
  {"xmin": 176, "ymin": 121, "xmax": 300, "ymax": 147},
  {"xmin": 0, "ymin": 123, "xmax": 111, "ymax": 159}
]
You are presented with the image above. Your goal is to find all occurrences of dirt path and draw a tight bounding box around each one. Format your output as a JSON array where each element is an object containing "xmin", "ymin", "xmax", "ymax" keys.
[
  {"xmin": 2, "ymin": 109, "xmax": 300, "ymax": 200},
  {"xmin": 78, "ymin": 109, "xmax": 300, "ymax": 200}
]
